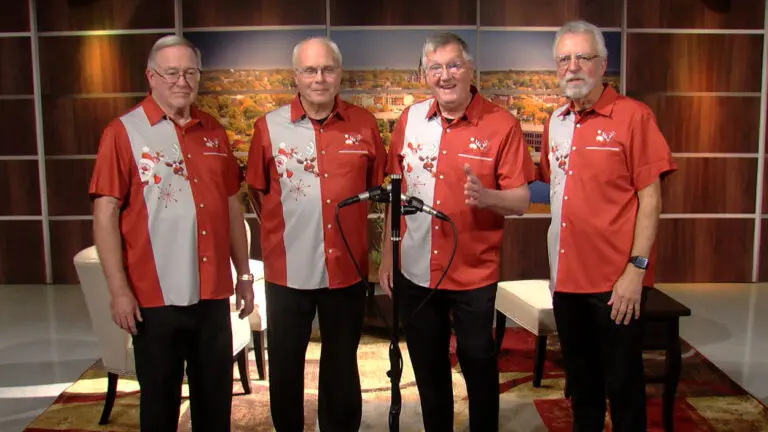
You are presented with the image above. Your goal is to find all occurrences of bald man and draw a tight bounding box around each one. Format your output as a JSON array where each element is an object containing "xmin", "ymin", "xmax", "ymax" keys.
[{"xmin": 245, "ymin": 37, "xmax": 387, "ymax": 431}]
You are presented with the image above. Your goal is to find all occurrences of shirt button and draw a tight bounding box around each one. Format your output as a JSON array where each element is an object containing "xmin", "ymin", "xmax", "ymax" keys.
[
  {"xmin": 201, "ymin": 230, "xmax": 207, "ymax": 235},
  {"xmin": 328, "ymin": 248, "xmax": 333, "ymax": 254},
  {"xmin": 433, "ymin": 250, "xmax": 438, "ymax": 254},
  {"xmin": 564, "ymin": 196, "xmax": 569, "ymax": 200},
  {"xmin": 194, "ymin": 178, "xmax": 199, "ymax": 183},
  {"xmin": 199, "ymin": 203, "xmax": 204, "ymax": 208},
  {"xmin": 434, "ymin": 225, "xmax": 439, "ymax": 230},
  {"xmin": 436, "ymin": 200, "xmax": 441, "ymax": 205},
  {"xmin": 560, "ymin": 249, "xmax": 565, "ymax": 254},
  {"xmin": 442, "ymin": 150, "xmax": 447, "ymax": 155},
  {"xmin": 321, "ymin": 150, "xmax": 326, "ymax": 155},
  {"xmin": 324, "ymin": 173, "xmax": 328, "ymax": 178},
  {"xmin": 576, "ymin": 124, "xmax": 581, "ymax": 128},
  {"xmin": 187, "ymin": 154, "xmax": 192, "ymax": 158},
  {"xmin": 568, "ymin": 170, "xmax": 573, "ymax": 175},
  {"xmin": 571, "ymin": 146, "xmax": 576, "ymax": 151},
  {"xmin": 327, "ymin": 224, "xmax": 331, "ymax": 229},
  {"xmin": 326, "ymin": 199, "xmax": 331, "ymax": 204},
  {"xmin": 202, "ymin": 256, "xmax": 208, "ymax": 262},
  {"xmin": 320, "ymin": 128, "xmax": 324, "ymax": 133},
  {"xmin": 561, "ymin": 223, "xmax": 566, "ymax": 227},
  {"xmin": 439, "ymin": 174, "xmax": 444, "ymax": 179},
  {"xmin": 446, "ymin": 128, "xmax": 451, "ymax": 132}
]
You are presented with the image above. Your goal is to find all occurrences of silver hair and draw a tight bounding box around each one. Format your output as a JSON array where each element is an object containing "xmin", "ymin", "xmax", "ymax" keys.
[
  {"xmin": 421, "ymin": 32, "xmax": 474, "ymax": 67},
  {"xmin": 147, "ymin": 34, "xmax": 202, "ymax": 69},
  {"xmin": 292, "ymin": 36, "xmax": 343, "ymax": 68},
  {"xmin": 553, "ymin": 20, "xmax": 608, "ymax": 58}
]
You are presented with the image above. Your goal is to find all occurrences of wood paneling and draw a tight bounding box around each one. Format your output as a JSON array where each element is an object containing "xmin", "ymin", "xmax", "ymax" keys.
[
  {"xmin": 656, "ymin": 218, "xmax": 753, "ymax": 282},
  {"xmin": 0, "ymin": 0, "xmax": 29, "ymax": 32},
  {"xmin": 39, "ymin": 34, "xmax": 161, "ymax": 95},
  {"xmin": 0, "ymin": 37, "xmax": 33, "ymax": 95},
  {"xmin": 0, "ymin": 221, "xmax": 45, "ymax": 284},
  {"xmin": 661, "ymin": 157, "xmax": 756, "ymax": 214},
  {"xmin": 43, "ymin": 96, "xmax": 144, "ymax": 155},
  {"xmin": 330, "ymin": 0, "xmax": 476, "ymax": 26},
  {"xmin": 499, "ymin": 218, "xmax": 550, "ymax": 281},
  {"xmin": 631, "ymin": 95, "xmax": 761, "ymax": 154},
  {"xmin": 626, "ymin": 34, "xmax": 763, "ymax": 93},
  {"xmin": 0, "ymin": 160, "xmax": 40, "ymax": 216},
  {"xmin": 50, "ymin": 220, "xmax": 92, "ymax": 284},
  {"xmin": 46, "ymin": 159, "xmax": 95, "ymax": 216},
  {"xmin": 627, "ymin": 0, "xmax": 765, "ymax": 30},
  {"xmin": 36, "ymin": 0, "xmax": 174, "ymax": 32},
  {"xmin": 184, "ymin": 0, "xmax": 326, "ymax": 27},
  {"xmin": 0, "ymin": 99, "xmax": 36, "ymax": 156},
  {"xmin": 764, "ymin": 159, "xmax": 768, "ymax": 214},
  {"xmin": 480, "ymin": 0, "xmax": 621, "ymax": 27}
]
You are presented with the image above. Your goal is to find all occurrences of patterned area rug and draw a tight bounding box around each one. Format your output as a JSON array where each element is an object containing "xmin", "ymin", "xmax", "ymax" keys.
[{"xmin": 23, "ymin": 328, "xmax": 768, "ymax": 431}]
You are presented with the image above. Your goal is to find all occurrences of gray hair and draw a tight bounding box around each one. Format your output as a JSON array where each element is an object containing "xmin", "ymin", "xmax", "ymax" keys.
[
  {"xmin": 292, "ymin": 36, "xmax": 343, "ymax": 68},
  {"xmin": 553, "ymin": 20, "xmax": 608, "ymax": 58},
  {"xmin": 147, "ymin": 35, "xmax": 202, "ymax": 69},
  {"xmin": 421, "ymin": 32, "xmax": 474, "ymax": 68}
]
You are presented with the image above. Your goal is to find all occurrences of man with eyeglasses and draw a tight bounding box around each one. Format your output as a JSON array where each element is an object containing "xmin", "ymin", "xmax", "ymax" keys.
[
  {"xmin": 245, "ymin": 36, "xmax": 386, "ymax": 431},
  {"xmin": 88, "ymin": 35, "xmax": 254, "ymax": 431},
  {"xmin": 538, "ymin": 20, "xmax": 676, "ymax": 431},
  {"xmin": 378, "ymin": 32, "xmax": 535, "ymax": 431}
]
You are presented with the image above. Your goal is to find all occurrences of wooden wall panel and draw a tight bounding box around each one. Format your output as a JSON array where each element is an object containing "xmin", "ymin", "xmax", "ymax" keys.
[
  {"xmin": 46, "ymin": 159, "xmax": 95, "ymax": 216},
  {"xmin": 43, "ymin": 96, "xmax": 144, "ymax": 155},
  {"xmin": 330, "ymin": 0, "xmax": 476, "ymax": 26},
  {"xmin": 183, "ymin": 0, "xmax": 326, "ymax": 27},
  {"xmin": 36, "ymin": 0, "xmax": 174, "ymax": 32},
  {"xmin": 632, "ymin": 95, "xmax": 760, "ymax": 154},
  {"xmin": 0, "ymin": 0, "xmax": 29, "ymax": 32},
  {"xmin": 0, "ymin": 37, "xmax": 33, "ymax": 95},
  {"xmin": 499, "ymin": 218, "xmax": 550, "ymax": 281},
  {"xmin": 38, "ymin": 34, "xmax": 161, "ymax": 95},
  {"xmin": 50, "ymin": 220, "xmax": 92, "ymax": 284},
  {"xmin": 480, "ymin": 0, "xmax": 621, "ymax": 27},
  {"xmin": 661, "ymin": 158, "xmax": 756, "ymax": 214},
  {"xmin": 764, "ymin": 159, "xmax": 768, "ymax": 214},
  {"xmin": 656, "ymin": 218, "xmax": 753, "ymax": 282},
  {"xmin": 626, "ymin": 34, "xmax": 763, "ymax": 93},
  {"xmin": 0, "ymin": 160, "xmax": 40, "ymax": 216},
  {"xmin": 627, "ymin": 0, "xmax": 765, "ymax": 30},
  {"xmin": 0, "ymin": 99, "xmax": 37, "ymax": 156},
  {"xmin": 0, "ymin": 221, "xmax": 45, "ymax": 284}
]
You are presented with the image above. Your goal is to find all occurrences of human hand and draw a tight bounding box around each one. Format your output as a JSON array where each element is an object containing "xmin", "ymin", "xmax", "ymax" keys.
[
  {"xmin": 235, "ymin": 279, "xmax": 255, "ymax": 319},
  {"xmin": 464, "ymin": 164, "xmax": 488, "ymax": 208},
  {"xmin": 607, "ymin": 265, "xmax": 644, "ymax": 325},
  {"xmin": 110, "ymin": 291, "xmax": 142, "ymax": 335}
]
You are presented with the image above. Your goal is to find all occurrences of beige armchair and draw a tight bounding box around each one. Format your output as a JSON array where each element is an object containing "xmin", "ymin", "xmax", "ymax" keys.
[
  {"xmin": 230, "ymin": 220, "xmax": 267, "ymax": 380},
  {"xmin": 73, "ymin": 245, "xmax": 253, "ymax": 425}
]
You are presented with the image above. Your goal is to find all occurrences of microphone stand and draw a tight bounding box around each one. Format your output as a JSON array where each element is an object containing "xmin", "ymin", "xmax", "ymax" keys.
[{"xmin": 387, "ymin": 174, "xmax": 403, "ymax": 432}]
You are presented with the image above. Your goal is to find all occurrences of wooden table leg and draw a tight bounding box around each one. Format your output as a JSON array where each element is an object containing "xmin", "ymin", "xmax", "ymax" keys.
[{"xmin": 663, "ymin": 320, "xmax": 681, "ymax": 432}]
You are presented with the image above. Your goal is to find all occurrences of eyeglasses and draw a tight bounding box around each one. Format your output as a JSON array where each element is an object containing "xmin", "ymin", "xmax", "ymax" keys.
[
  {"xmin": 425, "ymin": 62, "xmax": 465, "ymax": 77},
  {"xmin": 153, "ymin": 68, "xmax": 201, "ymax": 83},
  {"xmin": 296, "ymin": 65, "xmax": 340, "ymax": 78},
  {"xmin": 555, "ymin": 53, "xmax": 601, "ymax": 69}
]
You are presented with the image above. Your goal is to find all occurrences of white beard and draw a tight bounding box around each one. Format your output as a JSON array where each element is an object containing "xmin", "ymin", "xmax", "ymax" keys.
[{"xmin": 559, "ymin": 76, "xmax": 597, "ymax": 100}]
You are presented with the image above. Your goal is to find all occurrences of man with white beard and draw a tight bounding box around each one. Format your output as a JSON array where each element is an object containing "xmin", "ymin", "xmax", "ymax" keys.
[{"xmin": 537, "ymin": 20, "xmax": 676, "ymax": 431}]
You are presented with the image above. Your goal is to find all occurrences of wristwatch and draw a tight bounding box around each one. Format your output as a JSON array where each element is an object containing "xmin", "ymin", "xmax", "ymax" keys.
[
  {"xmin": 628, "ymin": 256, "xmax": 649, "ymax": 270},
  {"xmin": 238, "ymin": 273, "xmax": 254, "ymax": 282}
]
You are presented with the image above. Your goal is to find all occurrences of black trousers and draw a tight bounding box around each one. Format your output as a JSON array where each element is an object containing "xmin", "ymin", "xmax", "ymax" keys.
[
  {"xmin": 131, "ymin": 298, "xmax": 233, "ymax": 432},
  {"xmin": 553, "ymin": 288, "xmax": 649, "ymax": 432},
  {"xmin": 265, "ymin": 280, "xmax": 367, "ymax": 432},
  {"xmin": 398, "ymin": 276, "xmax": 499, "ymax": 432}
]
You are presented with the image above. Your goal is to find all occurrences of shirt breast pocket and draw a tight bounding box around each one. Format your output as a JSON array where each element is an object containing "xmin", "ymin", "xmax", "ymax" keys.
[{"xmin": 581, "ymin": 145, "xmax": 629, "ymax": 182}]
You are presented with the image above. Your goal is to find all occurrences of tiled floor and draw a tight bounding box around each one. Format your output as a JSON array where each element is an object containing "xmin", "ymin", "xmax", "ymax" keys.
[{"xmin": 0, "ymin": 283, "xmax": 766, "ymax": 431}]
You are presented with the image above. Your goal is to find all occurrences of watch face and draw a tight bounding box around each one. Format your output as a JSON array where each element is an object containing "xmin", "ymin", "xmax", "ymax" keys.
[{"xmin": 632, "ymin": 256, "xmax": 648, "ymax": 269}]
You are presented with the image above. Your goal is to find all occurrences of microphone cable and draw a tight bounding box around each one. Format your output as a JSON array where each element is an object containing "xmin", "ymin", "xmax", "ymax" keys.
[{"xmin": 334, "ymin": 198, "xmax": 458, "ymax": 332}]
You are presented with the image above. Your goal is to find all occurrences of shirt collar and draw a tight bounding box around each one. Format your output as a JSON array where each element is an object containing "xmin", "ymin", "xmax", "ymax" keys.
[
  {"xmin": 425, "ymin": 84, "xmax": 483, "ymax": 126},
  {"xmin": 290, "ymin": 93, "xmax": 347, "ymax": 123},
  {"xmin": 559, "ymin": 84, "xmax": 617, "ymax": 118},
  {"xmin": 141, "ymin": 93, "xmax": 201, "ymax": 126}
]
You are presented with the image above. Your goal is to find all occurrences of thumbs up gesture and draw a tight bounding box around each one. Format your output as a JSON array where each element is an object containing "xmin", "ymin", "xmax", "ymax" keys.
[{"xmin": 464, "ymin": 163, "xmax": 486, "ymax": 208}]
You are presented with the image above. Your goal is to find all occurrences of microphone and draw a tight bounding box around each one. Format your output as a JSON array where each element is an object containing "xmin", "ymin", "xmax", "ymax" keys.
[
  {"xmin": 338, "ymin": 184, "xmax": 392, "ymax": 208},
  {"xmin": 405, "ymin": 195, "xmax": 450, "ymax": 221}
]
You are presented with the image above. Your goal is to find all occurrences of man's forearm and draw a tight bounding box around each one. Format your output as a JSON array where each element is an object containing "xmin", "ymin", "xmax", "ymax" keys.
[
  {"xmin": 93, "ymin": 199, "xmax": 132, "ymax": 297},
  {"xmin": 484, "ymin": 186, "xmax": 530, "ymax": 216},
  {"xmin": 229, "ymin": 195, "xmax": 250, "ymax": 275},
  {"xmin": 630, "ymin": 180, "xmax": 662, "ymax": 258}
]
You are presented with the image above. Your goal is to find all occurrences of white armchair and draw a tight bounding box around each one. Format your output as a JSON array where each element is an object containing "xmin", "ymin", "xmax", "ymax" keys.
[
  {"xmin": 73, "ymin": 245, "xmax": 253, "ymax": 425},
  {"xmin": 230, "ymin": 220, "xmax": 267, "ymax": 380}
]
